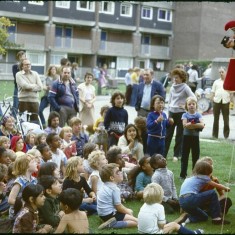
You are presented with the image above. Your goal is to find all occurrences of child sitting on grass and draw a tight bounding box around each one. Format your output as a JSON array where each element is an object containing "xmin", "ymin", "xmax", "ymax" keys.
[
  {"xmin": 150, "ymin": 154, "xmax": 180, "ymax": 214},
  {"xmin": 179, "ymin": 160, "xmax": 230, "ymax": 225},
  {"xmin": 138, "ymin": 183, "xmax": 204, "ymax": 234},
  {"xmin": 13, "ymin": 184, "xmax": 52, "ymax": 233},
  {"xmin": 54, "ymin": 188, "xmax": 89, "ymax": 233},
  {"xmin": 128, "ymin": 155, "xmax": 153, "ymax": 200},
  {"xmin": 97, "ymin": 163, "xmax": 138, "ymax": 230},
  {"xmin": 38, "ymin": 175, "xmax": 64, "ymax": 229}
]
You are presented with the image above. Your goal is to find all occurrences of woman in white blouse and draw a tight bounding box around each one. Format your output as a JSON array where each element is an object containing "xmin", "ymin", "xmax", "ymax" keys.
[
  {"xmin": 118, "ymin": 124, "xmax": 144, "ymax": 162},
  {"xmin": 78, "ymin": 72, "xmax": 96, "ymax": 126}
]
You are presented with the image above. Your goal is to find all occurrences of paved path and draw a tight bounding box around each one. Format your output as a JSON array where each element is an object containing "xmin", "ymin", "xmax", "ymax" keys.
[{"xmin": 42, "ymin": 95, "xmax": 235, "ymax": 141}]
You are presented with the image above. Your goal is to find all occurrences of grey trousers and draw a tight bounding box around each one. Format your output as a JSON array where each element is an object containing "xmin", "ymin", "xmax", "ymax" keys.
[{"xmin": 59, "ymin": 105, "xmax": 77, "ymax": 127}]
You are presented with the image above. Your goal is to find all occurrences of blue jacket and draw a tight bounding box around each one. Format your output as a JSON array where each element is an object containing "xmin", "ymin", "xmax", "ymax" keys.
[
  {"xmin": 48, "ymin": 78, "xmax": 79, "ymax": 112},
  {"xmin": 135, "ymin": 80, "xmax": 166, "ymax": 111}
]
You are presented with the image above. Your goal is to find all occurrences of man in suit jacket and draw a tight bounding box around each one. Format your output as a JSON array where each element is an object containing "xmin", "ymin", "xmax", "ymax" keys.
[{"xmin": 135, "ymin": 68, "xmax": 165, "ymax": 117}]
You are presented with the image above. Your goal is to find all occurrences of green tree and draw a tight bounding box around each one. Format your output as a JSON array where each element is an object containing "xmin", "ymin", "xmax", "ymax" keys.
[{"xmin": 0, "ymin": 17, "xmax": 20, "ymax": 55}]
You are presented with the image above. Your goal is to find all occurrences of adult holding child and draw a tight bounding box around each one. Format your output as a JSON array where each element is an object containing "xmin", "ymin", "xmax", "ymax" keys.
[
  {"xmin": 164, "ymin": 68, "xmax": 196, "ymax": 161},
  {"xmin": 78, "ymin": 72, "xmax": 96, "ymax": 128}
]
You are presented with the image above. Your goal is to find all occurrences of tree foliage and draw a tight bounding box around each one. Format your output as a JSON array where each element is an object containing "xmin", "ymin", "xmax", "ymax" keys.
[{"xmin": 0, "ymin": 17, "xmax": 20, "ymax": 55}]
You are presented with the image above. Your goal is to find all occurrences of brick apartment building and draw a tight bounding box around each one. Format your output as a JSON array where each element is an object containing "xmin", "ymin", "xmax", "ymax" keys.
[
  {"xmin": 0, "ymin": 1, "xmax": 174, "ymax": 80},
  {"xmin": 0, "ymin": 1, "xmax": 234, "ymax": 81}
]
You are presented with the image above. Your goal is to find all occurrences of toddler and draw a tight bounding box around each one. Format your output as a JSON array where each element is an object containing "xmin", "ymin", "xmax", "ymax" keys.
[
  {"xmin": 180, "ymin": 96, "xmax": 204, "ymax": 179},
  {"xmin": 150, "ymin": 154, "xmax": 179, "ymax": 214}
]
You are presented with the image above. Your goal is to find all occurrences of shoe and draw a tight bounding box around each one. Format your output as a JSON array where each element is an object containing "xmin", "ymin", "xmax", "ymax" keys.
[
  {"xmin": 174, "ymin": 212, "xmax": 188, "ymax": 224},
  {"xmin": 212, "ymin": 219, "xmax": 230, "ymax": 225},
  {"xmin": 194, "ymin": 229, "xmax": 204, "ymax": 234},
  {"xmin": 173, "ymin": 157, "xmax": 178, "ymax": 162},
  {"xmin": 98, "ymin": 217, "xmax": 117, "ymax": 230}
]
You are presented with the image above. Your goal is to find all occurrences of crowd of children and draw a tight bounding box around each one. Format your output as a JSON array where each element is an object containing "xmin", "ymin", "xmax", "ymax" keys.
[{"xmin": 0, "ymin": 88, "xmax": 233, "ymax": 234}]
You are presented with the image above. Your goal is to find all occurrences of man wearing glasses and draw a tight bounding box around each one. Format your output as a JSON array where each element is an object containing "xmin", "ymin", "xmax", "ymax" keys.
[{"xmin": 16, "ymin": 58, "xmax": 43, "ymax": 123}]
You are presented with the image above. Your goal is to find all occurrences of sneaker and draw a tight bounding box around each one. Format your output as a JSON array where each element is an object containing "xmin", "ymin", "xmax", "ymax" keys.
[
  {"xmin": 173, "ymin": 157, "xmax": 178, "ymax": 162},
  {"xmin": 174, "ymin": 212, "xmax": 188, "ymax": 224},
  {"xmin": 212, "ymin": 219, "xmax": 230, "ymax": 225},
  {"xmin": 194, "ymin": 229, "xmax": 204, "ymax": 234},
  {"xmin": 98, "ymin": 217, "xmax": 117, "ymax": 230}
]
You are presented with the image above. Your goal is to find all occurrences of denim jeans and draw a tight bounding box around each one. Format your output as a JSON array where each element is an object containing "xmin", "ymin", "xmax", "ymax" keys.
[
  {"xmin": 39, "ymin": 96, "xmax": 49, "ymax": 125},
  {"xmin": 80, "ymin": 201, "xmax": 97, "ymax": 215},
  {"xmin": 12, "ymin": 86, "xmax": 19, "ymax": 118},
  {"xmin": 179, "ymin": 190, "xmax": 221, "ymax": 223}
]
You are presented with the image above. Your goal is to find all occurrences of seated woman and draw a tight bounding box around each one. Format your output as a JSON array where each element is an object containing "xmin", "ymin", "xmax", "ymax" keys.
[
  {"xmin": 117, "ymin": 124, "xmax": 144, "ymax": 164},
  {"xmin": 0, "ymin": 115, "xmax": 20, "ymax": 139}
]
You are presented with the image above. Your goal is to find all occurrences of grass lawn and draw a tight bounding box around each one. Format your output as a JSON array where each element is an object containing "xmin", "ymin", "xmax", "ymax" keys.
[
  {"xmin": 88, "ymin": 140, "xmax": 235, "ymax": 234},
  {"xmin": 1, "ymin": 81, "xmax": 234, "ymax": 234}
]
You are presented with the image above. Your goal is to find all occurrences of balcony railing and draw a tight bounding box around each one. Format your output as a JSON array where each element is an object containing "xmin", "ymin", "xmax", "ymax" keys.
[
  {"xmin": 8, "ymin": 33, "xmax": 45, "ymax": 50},
  {"xmin": 98, "ymin": 41, "xmax": 133, "ymax": 56},
  {"xmin": 140, "ymin": 45, "xmax": 170, "ymax": 59},
  {"xmin": 53, "ymin": 37, "xmax": 92, "ymax": 54}
]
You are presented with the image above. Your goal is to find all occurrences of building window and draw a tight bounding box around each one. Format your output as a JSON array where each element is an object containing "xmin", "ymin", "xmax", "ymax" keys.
[
  {"xmin": 55, "ymin": 1, "xmax": 70, "ymax": 9},
  {"xmin": 26, "ymin": 51, "xmax": 45, "ymax": 66},
  {"xmin": 28, "ymin": 1, "xmax": 44, "ymax": 5},
  {"xmin": 158, "ymin": 9, "xmax": 172, "ymax": 22},
  {"xmin": 50, "ymin": 53, "xmax": 67, "ymax": 66},
  {"xmin": 100, "ymin": 31, "xmax": 107, "ymax": 50},
  {"xmin": 55, "ymin": 26, "xmax": 72, "ymax": 48},
  {"xmin": 156, "ymin": 62, "xmax": 164, "ymax": 71},
  {"xmin": 77, "ymin": 1, "xmax": 95, "ymax": 11},
  {"xmin": 120, "ymin": 2, "xmax": 132, "ymax": 17},
  {"xmin": 7, "ymin": 23, "xmax": 16, "ymax": 43},
  {"xmin": 99, "ymin": 1, "xmax": 114, "ymax": 14},
  {"xmin": 141, "ymin": 6, "xmax": 153, "ymax": 20}
]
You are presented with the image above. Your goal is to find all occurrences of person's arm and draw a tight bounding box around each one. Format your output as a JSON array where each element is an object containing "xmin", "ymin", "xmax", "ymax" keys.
[
  {"xmin": 115, "ymin": 203, "xmax": 133, "ymax": 216},
  {"xmin": 53, "ymin": 215, "xmax": 68, "ymax": 233},
  {"xmin": 208, "ymin": 180, "xmax": 230, "ymax": 192},
  {"xmin": 117, "ymin": 136, "xmax": 132, "ymax": 154},
  {"xmin": 8, "ymin": 183, "xmax": 21, "ymax": 205},
  {"xmin": 90, "ymin": 175, "xmax": 99, "ymax": 195},
  {"xmin": 16, "ymin": 73, "xmax": 36, "ymax": 91},
  {"xmin": 48, "ymin": 82, "xmax": 60, "ymax": 112}
]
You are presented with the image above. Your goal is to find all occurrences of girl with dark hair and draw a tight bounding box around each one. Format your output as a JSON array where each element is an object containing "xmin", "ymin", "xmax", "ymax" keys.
[
  {"xmin": 118, "ymin": 124, "xmax": 144, "ymax": 162},
  {"xmin": 13, "ymin": 184, "xmax": 52, "ymax": 233},
  {"xmin": 128, "ymin": 155, "xmax": 153, "ymax": 200}
]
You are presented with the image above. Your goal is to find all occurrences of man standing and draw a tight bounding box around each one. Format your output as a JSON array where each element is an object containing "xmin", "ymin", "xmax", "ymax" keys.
[
  {"xmin": 16, "ymin": 58, "xmax": 43, "ymax": 123},
  {"xmin": 48, "ymin": 66, "xmax": 79, "ymax": 127},
  {"xmin": 135, "ymin": 68, "xmax": 165, "ymax": 117}
]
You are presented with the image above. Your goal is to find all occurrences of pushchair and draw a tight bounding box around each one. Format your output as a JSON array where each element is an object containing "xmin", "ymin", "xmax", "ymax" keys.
[{"xmin": 0, "ymin": 96, "xmax": 43, "ymax": 137}]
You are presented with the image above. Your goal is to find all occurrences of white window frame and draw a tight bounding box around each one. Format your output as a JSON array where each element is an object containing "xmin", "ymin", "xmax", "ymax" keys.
[
  {"xmin": 28, "ymin": 1, "xmax": 44, "ymax": 5},
  {"xmin": 99, "ymin": 1, "xmax": 115, "ymax": 15},
  {"xmin": 26, "ymin": 51, "xmax": 45, "ymax": 66},
  {"xmin": 141, "ymin": 6, "xmax": 153, "ymax": 20},
  {"xmin": 77, "ymin": 1, "xmax": 95, "ymax": 11},
  {"xmin": 55, "ymin": 1, "xmax": 70, "ymax": 9},
  {"xmin": 158, "ymin": 9, "xmax": 172, "ymax": 22},
  {"xmin": 50, "ymin": 53, "xmax": 67, "ymax": 66},
  {"xmin": 120, "ymin": 2, "xmax": 132, "ymax": 17}
]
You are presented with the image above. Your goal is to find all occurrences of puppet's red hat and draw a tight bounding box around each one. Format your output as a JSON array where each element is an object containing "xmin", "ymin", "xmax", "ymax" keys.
[{"xmin": 225, "ymin": 21, "xmax": 235, "ymax": 32}]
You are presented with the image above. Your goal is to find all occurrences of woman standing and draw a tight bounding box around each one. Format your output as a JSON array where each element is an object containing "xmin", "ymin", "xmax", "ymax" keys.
[
  {"xmin": 211, "ymin": 67, "xmax": 233, "ymax": 139},
  {"xmin": 78, "ymin": 72, "xmax": 96, "ymax": 127},
  {"xmin": 39, "ymin": 65, "xmax": 59, "ymax": 128},
  {"xmin": 164, "ymin": 68, "xmax": 196, "ymax": 162}
]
